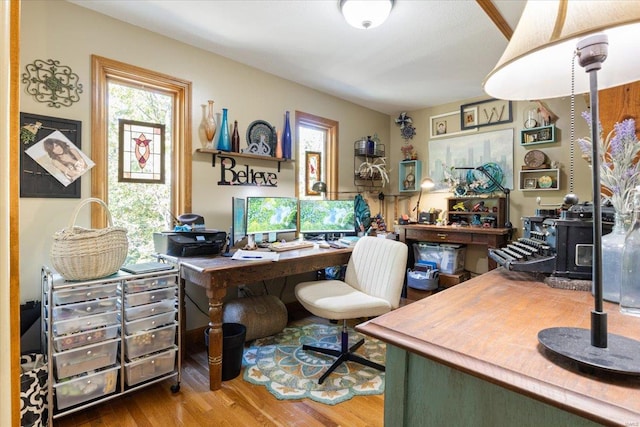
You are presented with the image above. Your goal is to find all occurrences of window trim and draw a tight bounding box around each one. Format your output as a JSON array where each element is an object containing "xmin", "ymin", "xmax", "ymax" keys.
[
  {"xmin": 295, "ymin": 111, "xmax": 339, "ymax": 198},
  {"xmin": 90, "ymin": 55, "xmax": 192, "ymax": 227}
]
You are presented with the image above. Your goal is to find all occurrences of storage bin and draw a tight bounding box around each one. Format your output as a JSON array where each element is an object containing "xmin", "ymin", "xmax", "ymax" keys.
[
  {"xmin": 125, "ymin": 323, "xmax": 176, "ymax": 360},
  {"xmin": 124, "ymin": 310, "xmax": 176, "ymax": 335},
  {"xmin": 51, "ymin": 297, "xmax": 118, "ymax": 321},
  {"xmin": 54, "ymin": 365, "xmax": 119, "ymax": 410},
  {"xmin": 125, "ymin": 346, "xmax": 177, "ymax": 386},
  {"xmin": 123, "ymin": 274, "xmax": 177, "ymax": 293},
  {"xmin": 122, "ymin": 286, "xmax": 176, "ymax": 307},
  {"xmin": 414, "ymin": 243, "xmax": 466, "ymax": 274},
  {"xmin": 53, "ymin": 283, "xmax": 119, "ymax": 305},
  {"xmin": 123, "ymin": 298, "xmax": 175, "ymax": 321},
  {"xmin": 440, "ymin": 244, "xmax": 466, "ymax": 274},
  {"xmin": 54, "ymin": 324, "xmax": 119, "ymax": 352},
  {"xmin": 53, "ymin": 311, "xmax": 119, "ymax": 336},
  {"xmin": 54, "ymin": 339, "xmax": 119, "ymax": 379},
  {"xmin": 407, "ymin": 269, "xmax": 439, "ymax": 291}
]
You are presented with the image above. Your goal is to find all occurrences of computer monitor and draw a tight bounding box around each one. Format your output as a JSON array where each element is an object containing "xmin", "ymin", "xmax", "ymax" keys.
[
  {"xmin": 231, "ymin": 197, "xmax": 246, "ymax": 245},
  {"xmin": 298, "ymin": 199, "xmax": 356, "ymax": 237},
  {"xmin": 246, "ymin": 197, "xmax": 298, "ymax": 236}
]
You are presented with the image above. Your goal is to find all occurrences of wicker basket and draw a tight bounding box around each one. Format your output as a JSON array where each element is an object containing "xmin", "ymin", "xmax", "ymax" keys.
[{"xmin": 50, "ymin": 198, "xmax": 129, "ymax": 281}]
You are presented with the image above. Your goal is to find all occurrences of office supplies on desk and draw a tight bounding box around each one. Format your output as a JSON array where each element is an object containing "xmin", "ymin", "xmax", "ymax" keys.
[
  {"xmin": 268, "ymin": 240, "xmax": 314, "ymax": 252},
  {"xmin": 231, "ymin": 249, "xmax": 279, "ymax": 261}
]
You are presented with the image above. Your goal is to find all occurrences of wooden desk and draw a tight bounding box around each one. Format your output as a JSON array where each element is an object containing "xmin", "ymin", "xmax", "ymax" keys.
[
  {"xmin": 397, "ymin": 224, "xmax": 509, "ymax": 270},
  {"xmin": 358, "ymin": 269, "xmax": 640, "ymax": 426},
  {"xmin": 178, "ymin": 246, "xmax": 352, "ymax": 391}
]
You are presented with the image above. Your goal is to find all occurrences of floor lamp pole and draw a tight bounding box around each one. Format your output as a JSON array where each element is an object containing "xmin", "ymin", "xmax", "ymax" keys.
[{"xmin": 537, "ymin": 34, "xmax": 640, "ymax": 375}]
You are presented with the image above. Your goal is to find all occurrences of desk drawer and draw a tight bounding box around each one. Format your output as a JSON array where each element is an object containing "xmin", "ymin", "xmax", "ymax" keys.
[{"xmin": 406, "ymin": 229, "xmax": 472, "ymax": 244}]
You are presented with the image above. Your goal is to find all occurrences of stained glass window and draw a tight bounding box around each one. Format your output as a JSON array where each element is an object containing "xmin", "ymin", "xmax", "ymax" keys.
[{"xmin": 118, "ymin": 119, "xmax": 165, "ymax": 183}]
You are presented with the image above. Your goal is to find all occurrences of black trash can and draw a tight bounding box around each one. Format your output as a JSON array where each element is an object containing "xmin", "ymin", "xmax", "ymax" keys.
[{"xmin": 205, "ymin": 323, "xmax": 247, "ymax": 381}]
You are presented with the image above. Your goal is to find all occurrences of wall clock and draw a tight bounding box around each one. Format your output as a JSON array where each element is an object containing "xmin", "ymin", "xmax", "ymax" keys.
[{"xmin": 524, "ymin": 149, "xmax": 546, "ymax": 168}]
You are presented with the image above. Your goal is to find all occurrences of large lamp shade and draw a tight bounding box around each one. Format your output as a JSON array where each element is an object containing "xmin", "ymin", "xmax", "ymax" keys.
[{"xmin": 484, "ymin": 0, "xmax": 640, "ymax": 100}]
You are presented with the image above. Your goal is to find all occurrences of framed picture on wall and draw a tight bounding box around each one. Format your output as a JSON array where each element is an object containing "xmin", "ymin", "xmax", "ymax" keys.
[
  {"xmin": 305, "ymin": 151, "xmax": 321, "ymax": 195},
  {"xmin": 19, "ymin": 112, "xmax": 88, "ymax": 198}
]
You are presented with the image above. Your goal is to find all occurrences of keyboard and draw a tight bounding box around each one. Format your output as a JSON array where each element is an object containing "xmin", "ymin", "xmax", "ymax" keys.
[{"xmin": 268, "ymin": 241, "xmax": 315, "ymax": 252}]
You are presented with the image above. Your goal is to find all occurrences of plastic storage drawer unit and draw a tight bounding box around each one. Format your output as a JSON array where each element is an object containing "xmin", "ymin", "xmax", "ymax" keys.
[
  {"xmin": 54, "ymin": 339, "xmax": 119, "ymax": 379},
  {"xmin": 123, "ymin": 299, "xmax": 175, "ymax": 322},
  {"xmin": 52, "ymin": 283, "xmax": 119, "ymax": 305},
  {"xmin": 123, "ymin": 287, "xmax": 176, "ymax": 307},
  {"xmin": 125, "ymin": 323, "xmax": 177, "ymax": 360},
  {"xmin": 124, "ymin": 311, "xmax": 176, "ymax": 335},
  {"xmin": 125, "ymin": 346, "xmax": 177, "ymax": 386},
  {"xmin": 123, "ymin": 275, "xmax": 177, "ymax": 293},
  {"xmin": 51, "ymin": 297, "xmax": 118, "ymax": 321},
  {"xmin": 53, "ymin": 324, "xmax": 119, "ymax": 352},
  {"xmin": 53, "ymin": 311, "xmax": 119, "ymax": 336},
  {"xmin": 54, "ymin": 365, "xmax": 119, "ymax": 410}
]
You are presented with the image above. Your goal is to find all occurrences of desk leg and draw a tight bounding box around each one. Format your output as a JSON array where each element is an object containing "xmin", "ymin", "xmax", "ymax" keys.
[{"xmin": 207, "ymin": 286, "xmax": 227, "ymax": 391}]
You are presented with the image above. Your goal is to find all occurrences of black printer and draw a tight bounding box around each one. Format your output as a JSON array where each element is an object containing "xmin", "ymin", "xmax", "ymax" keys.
[{"xmin": 153, "ymin": 229, "xmax": 226, "ymax": 257}]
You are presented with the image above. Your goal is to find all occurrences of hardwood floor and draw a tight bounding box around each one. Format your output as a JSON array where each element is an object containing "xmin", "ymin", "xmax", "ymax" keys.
[{"xmin": 53, "ymin": 316, "xmax": 385, "ymax": 427}]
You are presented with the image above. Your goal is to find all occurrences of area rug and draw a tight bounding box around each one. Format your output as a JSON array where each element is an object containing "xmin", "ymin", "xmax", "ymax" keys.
[{"xmin": 243, "ymin": 323, "xmax": 385, "ymax": 405}]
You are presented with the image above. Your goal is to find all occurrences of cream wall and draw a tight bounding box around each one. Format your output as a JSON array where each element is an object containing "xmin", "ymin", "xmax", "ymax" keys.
[{"xmin": 19, "ymin": 0, "xmax": 389, "ymax": 312}]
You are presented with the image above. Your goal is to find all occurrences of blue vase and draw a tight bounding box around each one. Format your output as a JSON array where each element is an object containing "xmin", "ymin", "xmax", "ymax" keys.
[
  {"xmin": 282, "ymin": 111, "xmax": 292, "ymax": 159},
  {"xmin": 216, "ymin": 108, "xmax": 231, "ymax": 152}
]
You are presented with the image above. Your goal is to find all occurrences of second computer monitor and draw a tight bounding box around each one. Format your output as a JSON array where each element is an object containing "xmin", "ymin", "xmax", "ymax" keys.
[{"xmin": 299, "ymin": 199, "xmax": 356, "ymax": 238}]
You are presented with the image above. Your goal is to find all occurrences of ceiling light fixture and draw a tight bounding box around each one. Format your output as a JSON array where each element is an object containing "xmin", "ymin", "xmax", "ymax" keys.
[
  {"xmin": 340, "ymin": 0, "xmax": 394, "ymax": 30},
  {"xmin": 484, "ymin": 0, "xmax": 640, "ymax": 375}
]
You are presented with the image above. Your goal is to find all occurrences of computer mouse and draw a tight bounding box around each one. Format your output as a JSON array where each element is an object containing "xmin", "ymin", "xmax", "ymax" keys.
[{"xmin": 319, "ymin": 242, "xmax": 330, "ymax": 249}]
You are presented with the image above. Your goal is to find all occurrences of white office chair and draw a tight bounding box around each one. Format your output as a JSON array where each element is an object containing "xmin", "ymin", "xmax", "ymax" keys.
[{"xmin": 294, "ymin": 236, "xmax": 408, "ymax": 384}]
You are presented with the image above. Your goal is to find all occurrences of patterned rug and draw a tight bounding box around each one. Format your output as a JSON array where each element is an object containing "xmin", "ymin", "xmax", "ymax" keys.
[{"xmin": 243, "ymin": 323, "xmax": 386, "ymax": 405}]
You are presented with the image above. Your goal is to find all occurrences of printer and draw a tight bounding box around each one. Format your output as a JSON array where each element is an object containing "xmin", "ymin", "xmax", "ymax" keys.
[{"xmin": 153, "ymin": 229, "xmax": 227, "ymax": 257}]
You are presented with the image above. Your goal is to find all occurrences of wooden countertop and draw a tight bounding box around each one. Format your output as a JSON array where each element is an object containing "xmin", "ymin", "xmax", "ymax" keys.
[
  {"xmin": 357, "ymin": 268, "xmax": 640, "ymax": 426},
  {"xmin": 398, "ymin": 223, "xmax": 510, "ymax": 236}
]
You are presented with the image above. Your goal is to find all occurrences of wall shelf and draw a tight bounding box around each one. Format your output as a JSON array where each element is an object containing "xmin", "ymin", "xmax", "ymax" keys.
[
  {"xmin": 196, "ymin": 148, "xmax": 288, "ymax": 172},
  {"xmin": 399, "ymin": 160, "xmax": 422, "ymax": 193},
  {"xmin": 519, "ymin": 168, "xmax": 560, "ymax": 191},
  {"xmin": 520, "ymin": 124, "xmax": 556, "ymax": 146}
]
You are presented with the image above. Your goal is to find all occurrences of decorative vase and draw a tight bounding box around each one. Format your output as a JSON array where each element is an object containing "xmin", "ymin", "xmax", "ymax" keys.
[
  {"xmin": 622, "ymin": 187, "xmax": 640, "ymax": 315},
  {"xmin": 216, "ymin": 108, "xmax": 231, "ymax": 152},
  {"xmin": 598, "ymin": 212, "xmax": 630, "ymax": 303},
  {"xmin": 275, "ymin": 130, "xmax": 283, "ymax": 158},
  {"xmin": 203, "ymin": 100, "xmax": 217, "ymax": 148},
  {"xmin": 231, "ymin": 120, "xmax": 240, "ymax": 152},
  {"xmin": 282, "ymin": 111, "xmax": 292, "ymax": 159}
]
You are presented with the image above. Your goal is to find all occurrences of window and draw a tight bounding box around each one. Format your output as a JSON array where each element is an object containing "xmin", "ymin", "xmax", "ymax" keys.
[
  {"xmin": 91, "ymin": 56, "xmax": 192, "ymax": 262},
  {"xmin": 295, "ymin": 111, "xmax": 338, "ymax": 199}
]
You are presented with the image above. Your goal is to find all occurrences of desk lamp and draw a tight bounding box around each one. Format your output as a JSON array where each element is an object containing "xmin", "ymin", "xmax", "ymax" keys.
[
  {"xmin": 484, "ymin": 0, "xmax": 640, "ymax": 374},
  {"xmin": 311, "ymin": 181, "xmax": 328, "ymax": 200},
  {"xmin": 413, "ymin": 177, "xmax": 435, "ymax": 220}
]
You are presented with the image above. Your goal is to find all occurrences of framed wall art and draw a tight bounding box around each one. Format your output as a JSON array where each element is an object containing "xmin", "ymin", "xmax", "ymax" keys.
[
  {"xmin": 20, "ymin": 112, "xmax": 87, "ymax": 198},
  {"xmin": 305, "ymin": 151, "xmax": 321, "ymax": 195},
  {"xmin": 430, "ymin": 111, "xmax": 478, "ymax": 139},
  {"xmin": 460, "ymin": 98, "xmax": 513, "ymax": 130},
  {"xmin": 428, "ymin": 128, "xmax": 514, "ymax": 192}
]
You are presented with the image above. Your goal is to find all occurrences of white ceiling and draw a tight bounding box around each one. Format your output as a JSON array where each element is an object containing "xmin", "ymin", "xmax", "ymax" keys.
[{"xmin": 67, "ymin": 0, "xmax": 526, "ymax": 115}]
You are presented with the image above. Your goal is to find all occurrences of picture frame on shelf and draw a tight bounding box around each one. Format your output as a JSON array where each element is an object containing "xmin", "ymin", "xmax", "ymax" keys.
[
  {"xmin": 463, "ymin": 106, "xmax": 478, "ymax": 127},
  {"xmin": 524, "ymin": 178, "xmax": 537, "ymax": 189},
  {"xmin": 430, "ymin": 111, "xmax": 478, "ymax": 139},
  {"xmin": 305, "ymin": 151, "xmax": 321, "ymax": 195},
  {"xmin": 460, "ymin": 98, "xmax": 513, "ymax": 130}
]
